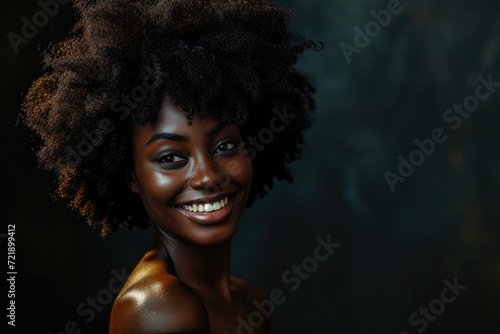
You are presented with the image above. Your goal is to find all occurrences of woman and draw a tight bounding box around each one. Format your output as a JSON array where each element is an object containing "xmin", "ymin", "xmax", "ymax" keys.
[{"xmin": 22, "ymin": 0, "xmax": 318, "ymax": 332}]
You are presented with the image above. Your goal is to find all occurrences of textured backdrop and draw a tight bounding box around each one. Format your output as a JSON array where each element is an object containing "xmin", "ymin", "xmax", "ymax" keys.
[{"xmin": 3, "ymin": 0, "xmax": 499, "ymax": 333}]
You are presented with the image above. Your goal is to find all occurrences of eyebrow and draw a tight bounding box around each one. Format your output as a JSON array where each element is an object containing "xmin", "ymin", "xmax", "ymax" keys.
[{"xmin": 145, "ymin": 122, "xmax": 227, "ymax": 146}]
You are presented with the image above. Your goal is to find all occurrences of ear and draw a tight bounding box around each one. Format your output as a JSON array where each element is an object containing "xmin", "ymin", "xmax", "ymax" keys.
[{"xmin": 125, "ymin": 168, "xmax": 140, "ymax": 194}]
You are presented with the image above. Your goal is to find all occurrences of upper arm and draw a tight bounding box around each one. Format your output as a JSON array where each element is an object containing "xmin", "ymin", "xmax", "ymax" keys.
[{"xmin": 109, "ymin": 277, "xmax": 211, "ymax": 334}]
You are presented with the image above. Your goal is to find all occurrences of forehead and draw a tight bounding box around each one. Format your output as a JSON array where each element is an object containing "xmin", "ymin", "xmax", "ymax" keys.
[{"xmin": 132, "ymin": 96, "xmax": 231, "ymax": 144}]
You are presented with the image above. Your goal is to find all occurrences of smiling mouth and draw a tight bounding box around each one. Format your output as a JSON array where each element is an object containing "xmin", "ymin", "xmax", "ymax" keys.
[
  {"xmin": 180, "ymin": 196, "xmax": 230, "ymax": 213},
  {"xmin": 176, "ymin": 194, "xmax": 236, "ymax": 225}
]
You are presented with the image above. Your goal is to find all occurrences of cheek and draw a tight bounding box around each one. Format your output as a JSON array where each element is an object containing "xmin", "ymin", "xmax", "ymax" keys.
[
  {"xmin": 223, "ymin": 156, "xmax": 253, "ymax": 188},
  {"xmin": 136, "ymin": 166, "xmax": 183, "ymax": 205}
]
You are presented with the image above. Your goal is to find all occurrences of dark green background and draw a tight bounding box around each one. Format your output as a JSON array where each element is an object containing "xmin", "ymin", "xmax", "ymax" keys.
[{"xmin": 3, "ymin": 0, "xmax": 499, "ymax": 333}]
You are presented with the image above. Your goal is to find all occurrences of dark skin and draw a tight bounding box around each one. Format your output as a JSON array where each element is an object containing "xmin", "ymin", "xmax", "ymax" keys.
[{"xmin": 109, "ymin": 96, "xmax": 270, "ymax": 334}]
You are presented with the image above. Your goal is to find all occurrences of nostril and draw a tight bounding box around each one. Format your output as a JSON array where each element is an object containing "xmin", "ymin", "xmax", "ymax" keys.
[
  {"xmin": 206, "ymin": 172, "xmax": 230, "ymax": 194},
  {"xmin": 204, "ymin": 183, "xmax": 220, "ymax": 194},
  {"xmin": 190, "ymin": 167, "xmax": 230, "ymax": 193}
]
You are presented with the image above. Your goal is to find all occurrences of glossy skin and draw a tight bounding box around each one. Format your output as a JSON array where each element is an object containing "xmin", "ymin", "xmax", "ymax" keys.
[{"xmin": 109, "ymin": 96, "xmax": 270, "ymax": 334}]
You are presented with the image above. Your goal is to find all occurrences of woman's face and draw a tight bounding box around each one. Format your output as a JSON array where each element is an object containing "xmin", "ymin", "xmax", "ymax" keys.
[{"xmin": 128, "ymin": 96, "xmax": 253, "ymax": 246}]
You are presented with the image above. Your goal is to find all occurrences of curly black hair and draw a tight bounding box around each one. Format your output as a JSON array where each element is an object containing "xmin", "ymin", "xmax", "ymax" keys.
[{"xmin": 22, "ymin": 0, "xmax": 318, "ymax": 235}]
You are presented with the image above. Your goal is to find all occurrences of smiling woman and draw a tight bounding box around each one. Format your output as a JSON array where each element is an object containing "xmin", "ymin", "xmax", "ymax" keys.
[
  {"xmin": 21, "ymin": 0, "xmax": 318, "ymax": 333},
  {"xmin": 129, "ymin": 97, "xmax": 253, "ymax": 241}
]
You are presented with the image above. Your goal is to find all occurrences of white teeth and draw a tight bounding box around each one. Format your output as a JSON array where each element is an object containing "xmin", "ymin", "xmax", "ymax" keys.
[{"xmin": 182, "ymin": 196, "xmax": 229, "ymax": 213}]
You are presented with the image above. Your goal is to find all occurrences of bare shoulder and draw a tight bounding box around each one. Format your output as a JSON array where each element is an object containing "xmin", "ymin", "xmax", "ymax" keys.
[{"xmin": 109, "ymin": 273, "xmax": 210, "ymax": 334}]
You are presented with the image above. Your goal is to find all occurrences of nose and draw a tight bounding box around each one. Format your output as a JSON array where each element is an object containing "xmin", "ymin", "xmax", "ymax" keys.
[{"xmin": 189, "ymin": 155, "xmax": 229, "ymax": 193}]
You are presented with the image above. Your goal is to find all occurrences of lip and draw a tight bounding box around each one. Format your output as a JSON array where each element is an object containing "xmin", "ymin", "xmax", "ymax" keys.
[
  {"xmin": 176, "ymin": 191, "xmax": 235, "ymax": 207},
  {"xmin": 176, "ymin": 193, "xmax": 236, "ymax": 225}
]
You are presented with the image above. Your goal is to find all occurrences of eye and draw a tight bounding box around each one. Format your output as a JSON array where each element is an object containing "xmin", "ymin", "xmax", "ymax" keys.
[
  {"xmin": 214, "ymin": 141, "xmax": 237, "ymax": 154},
  {"xmin": 156, "ymin": 153, "xmax": 187, "ymax": 168}
]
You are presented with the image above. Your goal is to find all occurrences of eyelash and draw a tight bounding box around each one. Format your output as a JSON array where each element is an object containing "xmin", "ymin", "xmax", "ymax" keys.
[
  {"xmin": 155, "ymin": 141, "xmax": 238, "ymax": 167},
  {"xmin": 157, "ymin": 154, "xmax": 185, "ymax": 164},
  {"xmin": 213, "ymin": 141, "xmax": 237, "ymax": 154}
]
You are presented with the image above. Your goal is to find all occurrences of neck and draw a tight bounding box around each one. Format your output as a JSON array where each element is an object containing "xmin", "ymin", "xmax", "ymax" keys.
[{"xmin": 154, "ymin": 226, "xmax": 233, "ymax": 302}]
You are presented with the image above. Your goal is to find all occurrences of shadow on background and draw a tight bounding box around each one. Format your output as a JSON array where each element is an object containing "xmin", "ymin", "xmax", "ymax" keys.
[{"xmin": 2, "ymin": 0, "xmax": 499, "ymax": 333}]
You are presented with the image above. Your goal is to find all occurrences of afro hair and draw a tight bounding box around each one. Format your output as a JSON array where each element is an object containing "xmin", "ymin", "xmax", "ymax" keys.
[{"xmin": 22, "ymin": 0, "xmax": 319, "ymax": 235}]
